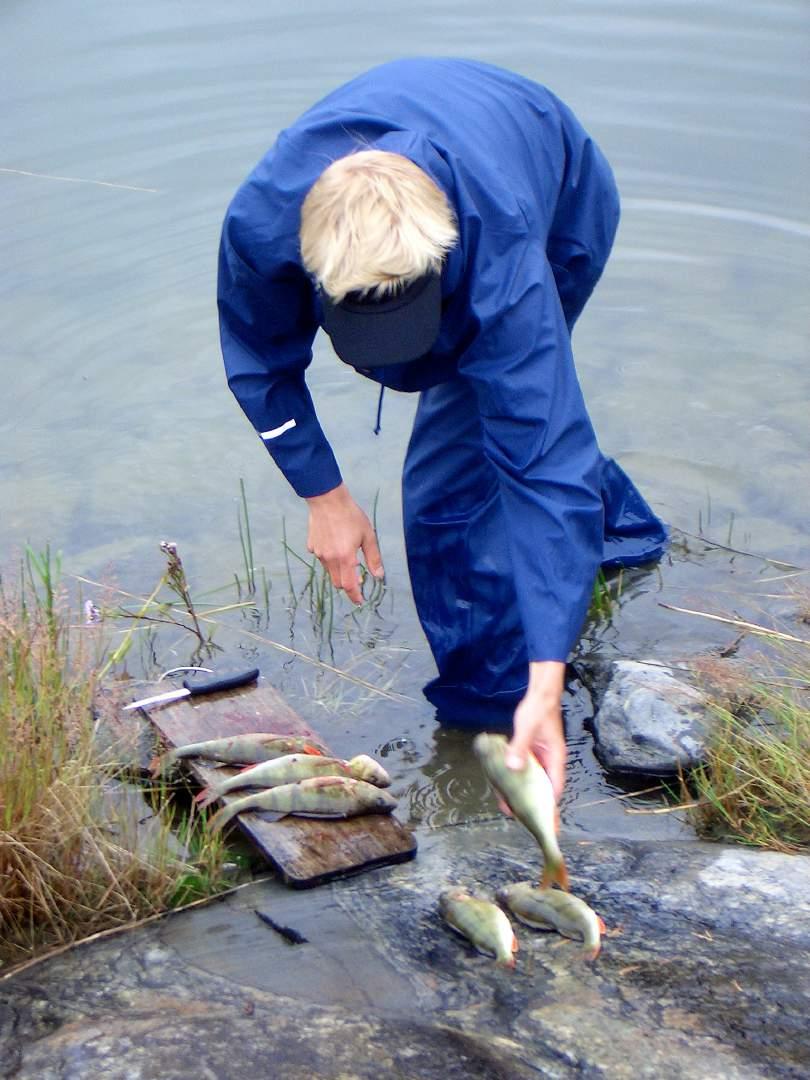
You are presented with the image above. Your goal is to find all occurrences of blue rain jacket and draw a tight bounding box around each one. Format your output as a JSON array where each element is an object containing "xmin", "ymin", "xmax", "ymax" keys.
[{"xmin": 218, "ymin": 58, "xmax": 667, "ymax": 668}]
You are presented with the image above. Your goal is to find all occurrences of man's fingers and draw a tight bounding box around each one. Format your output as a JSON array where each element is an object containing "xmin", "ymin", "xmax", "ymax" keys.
[
  {"xmin": 339, "ymin": 561, "xmax": 363, "ymax": 605},
  {"xmin": 361, "ymin": 530, "xmax": 385, "ymax": 580},
  {"xmin": 534, "ymin": 741, "xmax": 567, "ymax": 803},
  {"xmin": 505, "ymin": 726, "xmax": 533, "ymax": 771},
  {"xmin": 320, "ymin": 560, "xmax": 363, "ymax": 604}
]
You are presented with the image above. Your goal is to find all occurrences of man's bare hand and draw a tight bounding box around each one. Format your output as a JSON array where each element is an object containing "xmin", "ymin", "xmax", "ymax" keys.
[
  {"xmin": 504, "ymin": 660, "xmax": 567, "ymax": 803},
  {"xmin": 305, "ymin": 483, "xmax": 384, "ymax": 604}
]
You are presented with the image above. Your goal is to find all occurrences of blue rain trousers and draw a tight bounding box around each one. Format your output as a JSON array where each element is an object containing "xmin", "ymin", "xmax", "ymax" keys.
[{"xmin": 217, "ymin": 59, "xmax": 668, "ymax": 720}]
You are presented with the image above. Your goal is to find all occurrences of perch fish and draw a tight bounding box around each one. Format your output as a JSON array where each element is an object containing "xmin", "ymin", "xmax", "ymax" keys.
[
  {"xmin": 208, "ymin": 776, "xmax": 398, "ymax": 831},
  {"xmin": 149, "ymin": 733, "xmax": 327, "ymax": 776},
  {"xmin": 194, "ymin": 753, "xmax": 391, "ymax": 808},
  {"xmin": 473, "ymin": 732, "xmax": 569, "ymax": 890},
  {"xmin": 496, "ymin": 882, "xmax": 605, "ymax": 960},
  {"xmin": 439, "ymin": 888, "xmax": 518, "ymax": 968}
]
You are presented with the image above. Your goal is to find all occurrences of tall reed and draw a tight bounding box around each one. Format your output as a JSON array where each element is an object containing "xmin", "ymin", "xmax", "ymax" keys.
[{"xmin": 0, "ymin": 549, "xmax": 225, "ymax": 969}]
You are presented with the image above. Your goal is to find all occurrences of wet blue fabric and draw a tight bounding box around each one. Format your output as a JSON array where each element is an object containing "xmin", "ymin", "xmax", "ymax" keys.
[{"xmin": 217, "ymin": 57, "xmax": 668, "ymax": 700}]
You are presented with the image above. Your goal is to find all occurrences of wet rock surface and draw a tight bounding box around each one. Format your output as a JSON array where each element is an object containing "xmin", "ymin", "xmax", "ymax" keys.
[
  {"xmin": 2, "ymin": 823, "xmax": 809, "ymax": 1079},
  {"xmin": 591, "ymin": 660, "xmax": 712, "ymax": 774}
]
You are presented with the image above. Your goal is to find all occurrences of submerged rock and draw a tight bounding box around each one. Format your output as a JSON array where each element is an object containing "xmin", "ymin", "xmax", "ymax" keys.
[
  {"xmin": 591, "ymin": 659, "xmax": 712, "ymax": 774},
  {"xmin": 2, "ymin": 823, "xmax": 808, "ymax": 1079}
]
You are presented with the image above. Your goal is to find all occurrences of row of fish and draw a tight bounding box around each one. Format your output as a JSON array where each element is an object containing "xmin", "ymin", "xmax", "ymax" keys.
[
  {"xmin": 149, "ymin": 733, "xmax": 396, "ymax": 828},
  {"xmin": 436, "ymin": 733, "xmax": 605, "ymax": 965},
  {"xmin": 440, "ymin": 884, "xmax": 605, "ymax": 965}
]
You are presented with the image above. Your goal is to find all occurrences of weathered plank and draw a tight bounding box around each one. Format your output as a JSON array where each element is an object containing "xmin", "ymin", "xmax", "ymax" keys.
[{"xmin": 141, "ymin": 678, "xmax": 416, "ymax": 888}]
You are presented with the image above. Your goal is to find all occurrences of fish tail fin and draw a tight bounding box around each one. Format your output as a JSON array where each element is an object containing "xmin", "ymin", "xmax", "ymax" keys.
[
  {"xmin": 582, "ymin": 941, "xmax": 601, "ymax": 962},
  {"xmin": 208, "ymin": 804, "xmax": 238, "ymax": 833},
  {"xmin": 540, "ymin": 858, "xmax": 570, "ymax": 892},
  {"xmin": 194, "ymin": 787, "xmax": 217, "ymax": 809},
  {"xmin": 148, "ymin": 753, "xmax": 170, "ymax": 778},
  {"xmin": 497, "ymin": 953, "xmax": 517, "ymax": 971}
]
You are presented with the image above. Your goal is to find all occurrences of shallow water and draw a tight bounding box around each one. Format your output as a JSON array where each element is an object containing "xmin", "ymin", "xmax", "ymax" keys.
[{"xmin": 2, "ymin": 2, "xmax": 808, "ymax": 837}]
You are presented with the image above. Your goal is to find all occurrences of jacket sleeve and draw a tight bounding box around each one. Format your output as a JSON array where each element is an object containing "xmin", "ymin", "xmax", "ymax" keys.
[
  {"xmin": 217, "ymin": 213, "xmax": 342, "ymax": 499},
  {"xmin": 458, "ymin": 238, "xmax": 604, "ymax": 662}
]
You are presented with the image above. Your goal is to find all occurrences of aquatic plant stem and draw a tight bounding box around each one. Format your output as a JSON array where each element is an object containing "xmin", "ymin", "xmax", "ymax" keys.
[
  {"xmin": 659, "ymin": 603, "xmax": 810, "ymax": 646},
  {"xmin": 673, "ymin": 528, "xmax": 807, "ymax": 571},
  {"xmin": 69, "ymin": 574, "xmax": 416, "ymax": 702}
]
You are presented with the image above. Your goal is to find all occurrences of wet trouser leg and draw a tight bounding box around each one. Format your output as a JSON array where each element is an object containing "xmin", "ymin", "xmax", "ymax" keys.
[
  {"xmin": 403, "ymin": 381, "xmax": 667, "ymax": 723},
  {"xmin": 403, "ymin": 377, "xmax": 530, "ymax": 723}
]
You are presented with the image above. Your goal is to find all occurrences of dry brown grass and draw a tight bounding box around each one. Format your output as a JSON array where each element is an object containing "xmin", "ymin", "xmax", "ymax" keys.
[
  {"xmin": 0, "ymin": 550, "xmax": 225, "ymax": 970},
  {"xmin": 685, "ymin": 636, "xmax": 810, "ymax": 852}
]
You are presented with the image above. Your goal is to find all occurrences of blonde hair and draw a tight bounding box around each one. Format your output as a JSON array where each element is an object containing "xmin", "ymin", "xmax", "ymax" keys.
[{"xmin": 299, "ymin": 150, "xmax": 458, "ymax": 302}]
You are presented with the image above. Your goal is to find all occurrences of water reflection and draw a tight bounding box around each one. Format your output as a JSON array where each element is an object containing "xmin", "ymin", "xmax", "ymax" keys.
[{"xmin": 406, "ymin": 726, "xmax": 498, "ymax": 828}]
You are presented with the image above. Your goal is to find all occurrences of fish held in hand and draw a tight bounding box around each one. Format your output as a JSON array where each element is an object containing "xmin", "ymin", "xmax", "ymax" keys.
[
  {"xmin": 473, "ymin": 732, "xmax": 568, "ymax": 890},
  {"xmin": 497, "ymin": 882, "xmax": 605, "ymax": 960},
  {"xmin": 439, "ymin": 888, "xmax": 518, "ymax": 968},
  {"xmin": 194, "ymin": 752, "xmax": 391, "ymax": 808},
  {"xmin": 208, "ymin": 776, "xmax": 398, "ymax": 832},
  {"xmin": 149, "ymin": 733, "xmax": 327, "ymax": 776}
]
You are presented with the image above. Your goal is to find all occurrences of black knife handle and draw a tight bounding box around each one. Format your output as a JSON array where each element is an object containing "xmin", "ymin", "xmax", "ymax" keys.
[{"xmin": 183, "ymin": 668, "xmax": 260, "ymax": 696}]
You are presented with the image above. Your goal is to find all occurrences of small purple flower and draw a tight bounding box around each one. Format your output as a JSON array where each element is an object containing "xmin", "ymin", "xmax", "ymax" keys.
[{"xmin": 84, "ymin": 599, "xmax": 101, "ymax": 625}]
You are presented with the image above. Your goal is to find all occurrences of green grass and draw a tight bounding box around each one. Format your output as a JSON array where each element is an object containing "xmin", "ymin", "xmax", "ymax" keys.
[
  {"xmin": 685, "ymin": 643, "xmax": 810, "ymax": 852},
  {"xmin": 0, "ymin": 549, "xmax": 229, "ymax": 970},
  {"xmin": 589, "ymin": 567, "xmax": 623, "ymax": 621}
]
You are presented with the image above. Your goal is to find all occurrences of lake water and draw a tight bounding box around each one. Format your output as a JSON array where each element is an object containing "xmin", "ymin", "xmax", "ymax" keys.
[{"xmin": 2, "ymin": 1, "xmax": 808, "ymax": 837}]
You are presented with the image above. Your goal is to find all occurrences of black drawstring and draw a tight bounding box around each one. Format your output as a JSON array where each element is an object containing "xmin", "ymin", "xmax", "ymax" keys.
[{"xmin": 373, "ymin": 384, "xmax": 385, "ymax": 435}]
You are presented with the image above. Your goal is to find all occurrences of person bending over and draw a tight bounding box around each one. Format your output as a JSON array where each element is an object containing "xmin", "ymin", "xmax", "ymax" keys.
[{"xmin": 217, "ymin": 58, "xmax": 667, "ymax": 802}]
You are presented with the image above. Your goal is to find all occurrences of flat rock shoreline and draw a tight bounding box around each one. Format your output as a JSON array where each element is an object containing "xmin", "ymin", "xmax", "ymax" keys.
[{"xmin": 2, "ymin": 822, "xmax": 809, "ymax": 1079}]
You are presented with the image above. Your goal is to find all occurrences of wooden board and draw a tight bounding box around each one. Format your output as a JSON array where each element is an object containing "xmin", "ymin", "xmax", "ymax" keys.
[{"xmin": 141, "ymin": 678, "xmax": 416, "ymax": 888}]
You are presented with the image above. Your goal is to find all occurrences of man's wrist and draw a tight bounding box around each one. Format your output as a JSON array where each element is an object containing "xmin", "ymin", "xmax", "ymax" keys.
[
  {"xmin": 305, "ymin": 481, "xmax": 351, "ymax": 508},
  {"xmin": 526, "ymin": 660, "xmax": 565, "ymax": 701}
]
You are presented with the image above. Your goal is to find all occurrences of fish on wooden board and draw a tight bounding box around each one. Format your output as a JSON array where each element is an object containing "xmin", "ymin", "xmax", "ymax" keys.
[
  {"xmin": 439, "ymin": 887, "xmax": 518, "ymax": 968},
  {"xmin": 496, "ymin": 882, "xmax": 605, "ymax": 960},
  {"xmin": 149, "ymin": 733, "xmax": 328, "ymax": 777},
  {"xmin": 194, "ymin": 752, "xmax": 391, "ymax": 808},
  {"xmin": 472, "ymin": 732, "xmax": 569, "ymax": 890},
  {"xmin": 207, "ymin": 776, "xmax": 398, "ymax": 831}
]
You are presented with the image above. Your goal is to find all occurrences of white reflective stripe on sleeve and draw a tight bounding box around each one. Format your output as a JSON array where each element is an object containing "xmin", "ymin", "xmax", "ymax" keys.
[{"xmin": 259, "ymin": 419, "xmax": 297, "ymax": 441}]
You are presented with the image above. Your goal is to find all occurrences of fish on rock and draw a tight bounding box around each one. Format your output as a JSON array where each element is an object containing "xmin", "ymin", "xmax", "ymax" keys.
[
  {"xmin": 207, "ymin": 776, "xmax": 398, "ymax": 831},
  {"xmin": 472, "ymin": 732, "xmax": 569, "ymax": 890},
  {"xmin": 194, "ymin": 752, "xmax": 391, "ymax": 808},
  {"xmin": 149, "ymin": 733, "xmax": 328, "ymax": 776},
  {"xmin": 497, "ymin": 881, "xmax": 605, "ymax": 960},
  {"xmin": 439, "ymin": 887, "xmax": 518, "ymax": 968}
]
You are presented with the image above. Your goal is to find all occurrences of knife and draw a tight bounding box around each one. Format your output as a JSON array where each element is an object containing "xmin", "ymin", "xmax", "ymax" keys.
[{"xmin": 123, "ymin": 668, "xmax": 260, "ymax": 711}]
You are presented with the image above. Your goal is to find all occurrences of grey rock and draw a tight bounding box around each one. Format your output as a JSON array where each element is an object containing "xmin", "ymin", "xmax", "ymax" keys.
[
  {"xmin": 2, "ymin": 824, "xmax": 809, "ymax": 1080},
  {"xmin": 591, "ymin": 660, "xmax": 712, "ymax": 774}
]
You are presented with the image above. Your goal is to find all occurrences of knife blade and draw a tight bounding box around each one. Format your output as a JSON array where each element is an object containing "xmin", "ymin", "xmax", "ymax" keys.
[{"xmin": 123, "ymin": 668, "xmax": 260, "ymax": 711}]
